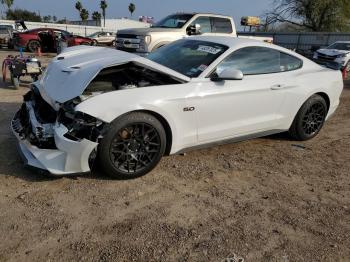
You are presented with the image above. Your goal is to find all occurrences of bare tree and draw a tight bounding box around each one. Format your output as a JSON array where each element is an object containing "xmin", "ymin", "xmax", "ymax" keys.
[{"xmin": 266, "ymin": 0, "xmax": 350, "ymax": 31}]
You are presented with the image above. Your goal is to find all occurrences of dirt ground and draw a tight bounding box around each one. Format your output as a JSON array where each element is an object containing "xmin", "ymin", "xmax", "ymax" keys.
[{"xmin": 0, "ymin": 49, "xmax": 349, "ymax": 262}]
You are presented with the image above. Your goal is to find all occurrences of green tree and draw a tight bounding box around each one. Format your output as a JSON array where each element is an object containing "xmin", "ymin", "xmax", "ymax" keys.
[
  {"xmin": 100, "ymin": 0, "xmax": 108, "ymax": 27},
  {"xmin": 266, "ymin": 0, "xmax": 350, "ymax": 31},
  {"xmin": 92, "ymin": 11, "xmax": 101, "ymax": 26},
  {"xmin": 80, "ymin": 8, "xmax": 89, "ymax": 24},
  {"xmin": 128, "ymin": 3, "xmax": 135, "ymax": 17},
  {"xmin": 75, "ymin": 1, "xmax": 82, "ymax": 19},
  {"xmin": 1, "ymin": 0, "xmax": 14, "ymax": 10},
  {"xmin": 43, "ymin": 15, "xmax": 52, "ymax": 23},
  {"xmin": 6, "ymin": 8, "xmax": 42, "ymax": 22}
]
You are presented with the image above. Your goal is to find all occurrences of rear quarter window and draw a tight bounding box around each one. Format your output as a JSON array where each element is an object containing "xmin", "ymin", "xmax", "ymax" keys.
[
  {"xmin": 280, "ymin": 53, "xmax": 303, "ymax": 72},
  {"xmin": 211, "ymin": 17, "xmax": 233, "ymax": 33}
]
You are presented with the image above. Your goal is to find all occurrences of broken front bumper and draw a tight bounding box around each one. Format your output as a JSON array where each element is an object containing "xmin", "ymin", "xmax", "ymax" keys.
[{"xmin": 11, "ymin": 109, "xmax": 98, "ymax": 176}]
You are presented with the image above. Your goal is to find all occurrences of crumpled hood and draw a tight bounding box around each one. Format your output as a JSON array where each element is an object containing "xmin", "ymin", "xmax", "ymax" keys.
[
  {"xmin": 317, "ymin": 48, "xmax": 349, "ymax": 57},
  {"xmin": 118, "ymin": 27, "xmax": 182, "ymax": 36},
  {"xmin": 38, "ymin": 45, "xmax": 190, "ymax": 105}
]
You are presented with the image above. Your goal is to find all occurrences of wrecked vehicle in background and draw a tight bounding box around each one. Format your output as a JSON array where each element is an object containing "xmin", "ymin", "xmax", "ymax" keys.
[
  {"xmin": 11, "ymin": 37, "xmax": 343, "ymax": 179},
  {"xmin": 12, "ymin": 27, "xmax": 94, "ymax": 53},
  {"xmin": 313, "ymin": 41, "xmax": 350, "ymax": 73},
  {"xmin": 0, "ymin": 25, "xmax": 13, "ymax": 48}
]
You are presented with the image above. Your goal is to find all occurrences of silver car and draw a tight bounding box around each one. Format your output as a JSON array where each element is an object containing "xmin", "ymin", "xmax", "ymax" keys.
[{"xmin": 88, "ymin": 31, "xmax": 116, "ymax": 46}]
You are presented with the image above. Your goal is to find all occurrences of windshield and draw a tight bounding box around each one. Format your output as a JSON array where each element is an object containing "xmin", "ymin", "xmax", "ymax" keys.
[
  {"xmin": 88, "ymin": 32, "xmax": 100, "ymax": 38},
  {"xmin": 152, "ymin": 14, "xmax": 194, "ymax": 29},
  {"xmin": 327, "ymin": 42, "xmax": 350, "ymax": 51},
  {"xmin": 147, "ymin": 39, "xmax": 228, "ymax": 78}
]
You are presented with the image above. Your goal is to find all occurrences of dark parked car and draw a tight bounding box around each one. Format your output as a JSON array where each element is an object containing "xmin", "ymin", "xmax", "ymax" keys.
[{"xmin": 12, "ymin": 28, "xmax": 94, "ymax": 53}]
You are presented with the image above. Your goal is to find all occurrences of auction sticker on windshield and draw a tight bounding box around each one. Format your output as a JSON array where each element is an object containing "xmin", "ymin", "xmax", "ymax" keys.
[{"xmin": 197, "ymin": 45, "xmax": 222, "ymax": 54}]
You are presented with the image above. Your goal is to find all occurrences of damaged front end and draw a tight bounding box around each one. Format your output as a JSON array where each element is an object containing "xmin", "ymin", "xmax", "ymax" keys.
[{"xmin": 11, "ymin": 85, "xmax": 106, "ymax": 175}]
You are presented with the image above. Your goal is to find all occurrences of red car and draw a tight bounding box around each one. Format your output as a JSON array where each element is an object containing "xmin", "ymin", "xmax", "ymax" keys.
[
  {"xmin": 12, "ymin": 28, "xmax": 94, "ymax": 53},
  {"xmin": 66, "ymin": 34, "xmax": 95, "ymax": 47}
]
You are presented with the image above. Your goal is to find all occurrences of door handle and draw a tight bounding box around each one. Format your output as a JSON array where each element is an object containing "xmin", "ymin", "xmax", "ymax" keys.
[{"xmin": 270, "ymin": 84, "xmax": 285, "ymax": 90}]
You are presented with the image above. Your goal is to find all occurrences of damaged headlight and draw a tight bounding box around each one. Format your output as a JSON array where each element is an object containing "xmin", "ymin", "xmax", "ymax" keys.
[{"xmin": 58, "ymin": 98, "xmax": 107, "ymax": 142}]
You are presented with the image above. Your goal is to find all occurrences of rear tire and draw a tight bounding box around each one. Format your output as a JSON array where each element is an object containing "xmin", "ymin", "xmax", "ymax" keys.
[
  {"xmin": 98, "ymin": 112, "xmax": 166, "ymax": 179},
  {"xmin": 289, "ymin": 94, "xmax": 327, "ymax": 141}
]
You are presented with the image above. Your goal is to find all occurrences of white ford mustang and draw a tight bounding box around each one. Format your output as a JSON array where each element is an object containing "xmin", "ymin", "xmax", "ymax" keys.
[{"xmin": 11, "ymin": 36, "xmax": 343, "ymax": 178}]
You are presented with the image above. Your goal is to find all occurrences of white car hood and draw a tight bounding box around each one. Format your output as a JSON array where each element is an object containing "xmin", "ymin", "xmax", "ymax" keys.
[
  {"xmin": 38, "ymin": 45, "xmax": 190, "ymax": 104},
  {"xmin": 317, "ymin": 48, "xmax": 349, "ymax": 56}
]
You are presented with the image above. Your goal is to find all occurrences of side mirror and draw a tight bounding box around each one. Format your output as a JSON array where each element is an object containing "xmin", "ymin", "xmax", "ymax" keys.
[
  {"xmin": 187, "ymin": 23, "xmax": 201, "ymax": 35},
  {"xmin": 211, "ymin": 68, "xmax": 244, "ymax": 81}
]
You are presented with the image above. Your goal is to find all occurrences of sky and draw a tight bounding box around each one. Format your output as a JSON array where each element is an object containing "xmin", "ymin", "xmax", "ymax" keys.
[{"xmin": 1, "ymin": 0, "xmax": 273, "ymax": 26}]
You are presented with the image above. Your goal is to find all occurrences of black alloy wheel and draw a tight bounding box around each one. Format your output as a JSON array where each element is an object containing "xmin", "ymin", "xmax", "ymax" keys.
[
  {"xmin": 289, "ymin": 94, "xmax": 327, "ymax": 141},
  {"xmin": 301, "ymin": 102, "xmax": 326, "ymax": 136},
  {"xmin": 109, "ymin": 123, "xmax": 161, "ymax": 174},
  {"xmin": 99, "ymin": 112, "xmax": 166, "ymax": 179}
]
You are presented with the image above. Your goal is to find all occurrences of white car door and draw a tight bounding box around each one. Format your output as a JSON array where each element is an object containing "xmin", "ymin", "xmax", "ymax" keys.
[{"xmin": 192, "ymin": 46, "xmax": 302, "ymax": 143}]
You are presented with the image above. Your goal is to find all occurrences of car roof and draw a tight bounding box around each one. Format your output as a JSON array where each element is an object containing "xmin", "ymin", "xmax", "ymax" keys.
[
  {"xmin": 187, "ymin": 35, "xmax": 310, "ymax": 61},
  {"xmin": 171, "ymin": 12, "xmax": 232, "ymax": 18}
]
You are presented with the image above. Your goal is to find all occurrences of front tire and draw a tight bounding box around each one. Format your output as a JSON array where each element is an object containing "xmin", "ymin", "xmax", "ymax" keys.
[
  {"xmin": 289, "ymin": 94, "xmax": 327, "ymax": 141},
  {"xmin": 27, "ymin": 40, "xmax": 41, "ymax": 53},
  {"xmin": 98, "ymin": 112, "xmax": 166, "ymax": 179}
]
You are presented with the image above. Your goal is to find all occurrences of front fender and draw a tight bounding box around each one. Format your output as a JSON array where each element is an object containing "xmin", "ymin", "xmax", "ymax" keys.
[{"xmin": 74, "ymin": 89, "xmax": 186, "ymax": 153}]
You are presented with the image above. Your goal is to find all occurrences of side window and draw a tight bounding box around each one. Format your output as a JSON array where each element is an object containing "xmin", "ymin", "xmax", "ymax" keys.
[
  {"xmin": 280, "ymin": 53, "xmax": 303, "ymax": 71},
  {"xmin": 216, "ymin": 47, "xmax": 302, "ymax": 75},
  {"xmin": 191, "ymin": 16, "xmax": 212, "ymax": 33},
  {"xmin": 211, "ymin": 17, "xmax": 233, "ymax": 33}
]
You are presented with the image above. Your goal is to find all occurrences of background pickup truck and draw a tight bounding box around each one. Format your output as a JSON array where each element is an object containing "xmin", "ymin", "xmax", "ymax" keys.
[{"xmin": 116, "ymin": 13, "xmax": 272, "ymax": 55}]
